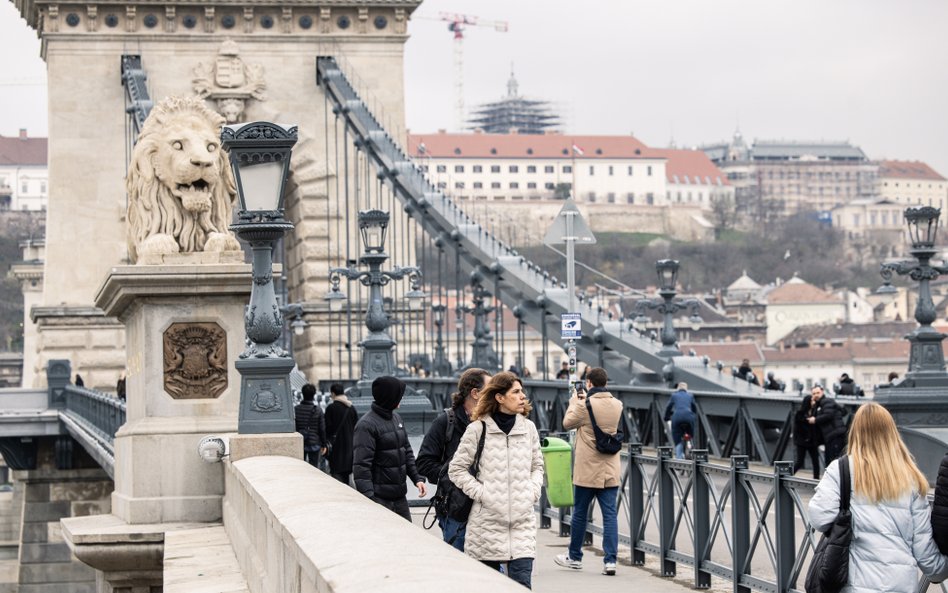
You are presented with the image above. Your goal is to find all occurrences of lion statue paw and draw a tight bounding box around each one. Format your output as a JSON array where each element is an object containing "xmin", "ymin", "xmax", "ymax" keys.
[
  {"xmin": 138, "ymin": 234, "xmax": 181, "ymax": 257},
  {"xmin": 205, "ymin": 232, "xmax": 242, "ymax": 253}
]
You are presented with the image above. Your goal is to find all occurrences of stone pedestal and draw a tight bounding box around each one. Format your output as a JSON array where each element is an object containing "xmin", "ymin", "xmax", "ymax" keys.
[{"xmin": 94, "ymin": 263, "xmax": 252, "ymax": 524}]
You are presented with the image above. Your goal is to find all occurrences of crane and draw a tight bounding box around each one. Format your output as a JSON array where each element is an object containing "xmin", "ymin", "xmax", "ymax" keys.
[{"xmin": 416, "ymin": 12, "xmax": 508, "ymax": 132}]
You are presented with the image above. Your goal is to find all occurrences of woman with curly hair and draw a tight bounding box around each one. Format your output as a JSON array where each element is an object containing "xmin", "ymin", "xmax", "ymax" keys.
[
  {"xmin": 809, "ymin": 403, "xmax": 948, "ymax": 593},
  {"xmin": 449, "ymin": 371, "xmax": 544, "ymax": 589}
]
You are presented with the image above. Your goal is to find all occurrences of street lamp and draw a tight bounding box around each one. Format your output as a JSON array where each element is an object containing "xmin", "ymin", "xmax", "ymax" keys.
[
  {"xmin": 325, "ymin": 209, "xmax": 426, "ymax": 389},
  {"xmin": 221, "ymin": 121, "xmax": 298, "ymax": 434},
  {"xmin": 457, "ymin": 271, "xmax": 501, "ymax": 374},
  {"xmin": 430, "ymin": 303, "xmax": 452, "ymax": 377},
  {"xmin": 633, "ymin": 259, "xmax": 703, "ymax": 358},
  {"xmin": 878, "ymin": 206, "xmax": 948, "ymax": 382}
]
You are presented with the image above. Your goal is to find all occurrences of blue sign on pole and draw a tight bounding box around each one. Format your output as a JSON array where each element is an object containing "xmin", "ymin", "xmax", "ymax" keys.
[{"xmin": 561, "ymin": 313, "xmax": 582, "ymax": 339}]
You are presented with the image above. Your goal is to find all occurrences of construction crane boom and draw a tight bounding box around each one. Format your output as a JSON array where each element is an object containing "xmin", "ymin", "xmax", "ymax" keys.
[{"xmin": 415, "ymin": 12, "xmax": 508, "ymax": 131}]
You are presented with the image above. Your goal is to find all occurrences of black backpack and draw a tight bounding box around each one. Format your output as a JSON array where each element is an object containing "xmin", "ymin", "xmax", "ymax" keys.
[
  {"xmin": 585, "ymin": 396, "xmax": 623, "ymax": 455},
  {"xmin": 805, "ymin": 455, "xmax": 852, "ymax": 593}
]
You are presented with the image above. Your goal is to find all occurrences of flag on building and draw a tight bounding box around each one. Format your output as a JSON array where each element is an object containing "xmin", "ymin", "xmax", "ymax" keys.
[{"xmin": 571, "ymin": 143, "xmax": 585, "ymax": 156}]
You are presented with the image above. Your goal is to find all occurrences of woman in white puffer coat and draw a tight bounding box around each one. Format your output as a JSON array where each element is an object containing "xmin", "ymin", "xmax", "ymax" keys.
[
  {"xmin": 808, "ymin": 403, "xmax": 948, "ymax": 593},
  {"xmin": 449, "ymin": 371, "xmax": 544, "ymax": 589}
]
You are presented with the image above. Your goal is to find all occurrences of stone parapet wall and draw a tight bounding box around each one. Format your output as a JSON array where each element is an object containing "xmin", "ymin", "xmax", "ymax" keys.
[{"xmin": 224, "ymin": 455, "xmax": 525, "ymax": 593}]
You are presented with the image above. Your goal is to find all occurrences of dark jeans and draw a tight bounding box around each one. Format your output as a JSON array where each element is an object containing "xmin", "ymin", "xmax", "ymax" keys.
[
  {"xmin": 304, "ymin": 448, "xmax": 321, "ymax": 469},
  {"xmin": 793, "ymin": 445, "xmax": 821, "ymax": 479},
  {"xmin": 482, "ymin": 558, "xmax": 533, "ymax": 589},
  {"xmin": 824, "ymin": 439, "xmax": 845, "ymax": 465},
  {"xmin": 330, "ymin": 472, "xmax": 351, "ymax": 486},
  {"xmin": 373, "ymin": 496, "xmax": 412, "ymax": 522},
  {"xmin": 437, "ymin": 514, "xmax": 466, "ymax": 551},
  {"xmin": 569, "ymin": 485, "xmax": 619, "ymax": 564}
]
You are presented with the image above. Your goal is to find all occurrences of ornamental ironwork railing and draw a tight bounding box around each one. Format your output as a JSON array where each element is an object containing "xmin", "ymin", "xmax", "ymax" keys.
[{"xmin": 60, "ymin": 385, "xmax": 126, "ymax": 478}]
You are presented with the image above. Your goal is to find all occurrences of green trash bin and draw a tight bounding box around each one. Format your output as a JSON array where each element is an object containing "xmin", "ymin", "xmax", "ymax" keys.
[{"xmin": 541, "ymin": 436, "xmax": 574, "ymax": 507}]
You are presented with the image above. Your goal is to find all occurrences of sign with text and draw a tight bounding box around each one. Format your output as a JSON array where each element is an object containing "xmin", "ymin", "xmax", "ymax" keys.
[{"xmin": 561, "ymin": 313, "xmax": 582, "ymax": 339}]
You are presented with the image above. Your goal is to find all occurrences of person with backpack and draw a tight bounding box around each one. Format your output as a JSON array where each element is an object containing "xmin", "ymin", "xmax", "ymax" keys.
[
  {"xmin": 324, "ymin": 382, "xmax": 359, "ymax": 485},
  {"xmin": 808, "ymin": 403, "xmax": 948, "ymax": 593},
  {"xmin": 294, "ymin": 383, "xmax": 327, "ymax": 469},
  {"xmin": 553, "ymin": 367, "xmax": 623, "ymax": 576},
  {"xmin": 664, "ymin": 382, "xmax": 696, "ymax": 459},
  {"xmin": 416, "ymin": 368, "xmax": 490, "ymax": 550},
  {"xmin": 448, "ymin": 371, "xmax": 544, "ymax": 589}
]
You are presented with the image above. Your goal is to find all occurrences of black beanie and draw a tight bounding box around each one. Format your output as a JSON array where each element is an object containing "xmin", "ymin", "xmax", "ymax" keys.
[{"xmin": 372, "ymin": 376, "xmax": 406, "ymax": 411}]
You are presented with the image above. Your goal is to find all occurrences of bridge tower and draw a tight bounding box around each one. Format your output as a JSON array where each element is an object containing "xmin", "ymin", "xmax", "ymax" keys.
[{"xmin": 13, "ymin": 0, "xmax": 423, "ymax": 390}]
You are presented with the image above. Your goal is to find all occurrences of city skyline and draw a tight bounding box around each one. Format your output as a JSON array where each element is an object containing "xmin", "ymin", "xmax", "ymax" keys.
[{"xmin": 2, "ymin": 0, "xmax": 947, "ymax": 178}]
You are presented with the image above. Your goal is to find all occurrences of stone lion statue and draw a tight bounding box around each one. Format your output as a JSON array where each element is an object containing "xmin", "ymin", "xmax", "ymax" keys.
[{"xmin": 126, "ymin": 96, "xmax": 241, "ymax": 263}]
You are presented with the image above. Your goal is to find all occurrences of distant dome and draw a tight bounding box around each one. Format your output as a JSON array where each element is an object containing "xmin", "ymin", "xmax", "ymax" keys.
[{"xmin": 728, "ymin": 270, "xmax": 761, "ymax": 292}]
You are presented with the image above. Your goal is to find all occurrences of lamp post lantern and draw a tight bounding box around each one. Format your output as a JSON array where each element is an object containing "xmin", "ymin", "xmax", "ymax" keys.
[
  {"xmin": 878, "ymin": 206, "xmax": 948, "ymax": 382},
  {"xmin": 324, "ymin": 210, "xmax": 429, "ymax": 419},
  {"xmin": 221, "ymin": 121, "xmax": 298, "ymax": 434},
  {"xmin": 633, "ymin": 259, "xmax": 703, "ymax": 358},
  {"xmin": 457, "ymin": 272, "xmax": 501, "ymax": 374}
]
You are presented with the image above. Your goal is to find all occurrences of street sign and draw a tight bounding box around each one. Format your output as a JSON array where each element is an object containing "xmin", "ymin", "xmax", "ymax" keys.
[
  {"xmin": 561, "ymin": 313, "xmax": 582, "ymax": 339},
  {"xmin": 543, "ymin": 199, "xmax": 597, "ymax": 246}
]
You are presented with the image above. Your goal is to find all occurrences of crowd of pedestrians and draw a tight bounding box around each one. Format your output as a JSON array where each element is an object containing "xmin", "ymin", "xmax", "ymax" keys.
[{"xmin": 294, "ymin": 366, "xmax": 948, "ymax": 592}]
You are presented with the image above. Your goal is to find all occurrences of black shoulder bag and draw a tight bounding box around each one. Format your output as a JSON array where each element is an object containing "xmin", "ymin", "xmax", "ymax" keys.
[
  {"xmin": 805, "ymin": 455, "xmax": 852, "ymax": 593},
  {"xmin": 425, "ymin": 409, "xmax": 457, "ymax": 528},
  {"xmin": 447, "ymin": 420, "xmax": 487, "ymax": 522},
  {"xmin": 585, "ymin": 396, "xmax": 624, "ymax": 455}
]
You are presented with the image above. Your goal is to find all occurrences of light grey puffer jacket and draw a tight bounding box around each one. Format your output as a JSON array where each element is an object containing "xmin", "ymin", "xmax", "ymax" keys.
[
  {"xmin": 808, "ymin": 458, "xmax": 948, "ymax": 593},
  {"xmin": 448, "ymin": 414, "xmax": 544, "ymax": 561}
]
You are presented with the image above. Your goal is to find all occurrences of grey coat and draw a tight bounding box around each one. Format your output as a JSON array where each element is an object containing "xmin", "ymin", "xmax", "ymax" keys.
[{"xmin": 808, "ymin": 459, "xmax": 948, "ymax": 593}]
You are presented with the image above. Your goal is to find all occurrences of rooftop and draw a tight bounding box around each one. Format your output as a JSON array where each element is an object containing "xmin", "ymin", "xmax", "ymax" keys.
[
  {"xmin": 751, "ymin": 141, "xmax": 867, "ymax": 162},
  {"xmin": 777, "ymin": 321, "xmax": 916, "ymax": 346},
  {"xmin": 878, "ymin": 160, "xmax": 946, "ymax": 181},
  {"xmin": 407, "ymin": 133, "xmax": 653, "ymax": 160},
  {"xmin": 649, "ymin": 148, "xmax": 729, "ymax": 186},
  {"xmin": 0, "ymin": 132, "xmax": 47, "ymax": 167},
  {"xmin": 766, "ymin": 277, "xmax": 841, "ymax": 305}
]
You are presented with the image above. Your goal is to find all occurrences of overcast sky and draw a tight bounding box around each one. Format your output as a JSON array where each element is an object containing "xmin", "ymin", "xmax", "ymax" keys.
[{"xmin": 3, "ymin": 0, "xmax": 948, "ymax": 174}]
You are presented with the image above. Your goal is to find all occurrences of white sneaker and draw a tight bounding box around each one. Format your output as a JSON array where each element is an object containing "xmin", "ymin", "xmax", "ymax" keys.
[
  {"xmin": 554, "ymin": 553, "xmax": 582, "ymax": 570},
  {"xmin": 603, "ymin": 562, "xmax": 616, "ymax": 575}
]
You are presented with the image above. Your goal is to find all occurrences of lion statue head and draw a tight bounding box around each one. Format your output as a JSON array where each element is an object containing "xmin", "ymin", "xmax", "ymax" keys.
[{"xmin": 126, "ymin": 96, "xmax": 242, "ymax": 263}]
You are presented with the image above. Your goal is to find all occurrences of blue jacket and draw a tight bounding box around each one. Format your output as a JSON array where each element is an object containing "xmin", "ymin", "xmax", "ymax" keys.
[{"xmin": 664, "ymin": 389, "xmax": 696, "ymax": 422}]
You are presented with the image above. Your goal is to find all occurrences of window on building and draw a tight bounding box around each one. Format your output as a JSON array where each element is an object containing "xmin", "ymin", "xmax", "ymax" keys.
[
  {"xmin": 627, "ymin": 193, "xmax": 634, "ymax": 204},
  {"xmin": 510, "ymin": 182, "xmax": 519, "ymax": 189},
  {"xmin": 628, "ymin": 166, "xmax": 634, "ymax": 176},
  {"xmin": 40, "ymin": 182, "xmax": 46, "ymax": 194},
  {"xmin": 436, "ymin": 165, "xmax": 447, "ymax": 173},
  {"xmin": 545, "ymin": 165, "xmax": 554, "ymax": 173},
  {"xmin": 509, "ymin": 165, "xmax": 519, "ymax": 173},
  {"xmin": 607, "ymin": 192, "xmax": 616, "ymax": 203},
  {"xmin": 454, "ymin": 165, "xmax": 464, "ymax": 173},
  {"xmin": 563, "ymin": 165, "xmax": 572, "ymax": 173},
  {"xmin": 21, "ymin": 182, "xmax": 28, "ymax": 194},
  {"xmin": 588, "ymin": 192, "xmax": 596, "ymax": 202},
  {"xmin": 545, "ymin": 182, "xmax": 555, "ymax": 190},
  {"xmin": 437, "ymin": 181, "xmax": 447, "ymax": 189},
  {"xmin": 473, "ymin": 182, "xmax": 483, "ymax": 189},
  {"xmin": 647, "ymin": 166, "xmax": 652, "ymax": 176},
  {"xmin": 454, "ymin": 181, "xmax": 465, "ymax": 189},
  {"xmin": 527, "ymin": 182, "xmax": 537, "ymax": 189},
  {"xmin": 646, "ymin": 192, "xmax": 654, "ymax": 205},
  {"xmin": 527, "ymin": 165, "xmax": 537, "ymax": 173},
  {"xmin": 491, "ymin": 182, "xmax": 501, "ymax": 189},
  {"xmin": 588, "ymin": 165, "xmax": 595, "ymax": 175},
  {"xmin": 491, "ymin": 165, "xmax": 501, "ymax": 173},
  {"xmin": 420, "ymin": 165, "xmax": 429, "ymax": 173},
  {"xmin": 608, "ymin": 166, "xmax": 614, "ymax": 176},
  {"xmin": 473, "ymin": 165, "xmax": 483, "ymax": 173}
]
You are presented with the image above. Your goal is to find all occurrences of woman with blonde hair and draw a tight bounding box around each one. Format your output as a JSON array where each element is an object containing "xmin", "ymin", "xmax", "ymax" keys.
[
  {"xmin": 808, "ymin": 402, "xmax": 948, "ymax": 593},
  {"xmin": 449, "ymin": 371, "xmax": 544, "ymax": 589}
]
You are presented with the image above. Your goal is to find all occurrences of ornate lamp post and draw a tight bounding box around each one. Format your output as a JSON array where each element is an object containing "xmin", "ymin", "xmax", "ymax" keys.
[
  {"xmin": 632, "ymin": 259, "xmax": 703, "ymax": 358},
  {"xmin": 221, "ymin": 121, "xmax": 297, "ymax": 434},
  {"xmin": 458, "ymin": 272, "xmax": 501, "ymax": 374},
  {"xmin": 324, "ymin": 210, "xmax": 428, "ymax": 415},
  {"xmin": 430, "ymin": 304, "xmax": 453, "ymax": 377},
  {"xmin": 878, "ymin": 206, "xmax": 948, "ymax": 383}
]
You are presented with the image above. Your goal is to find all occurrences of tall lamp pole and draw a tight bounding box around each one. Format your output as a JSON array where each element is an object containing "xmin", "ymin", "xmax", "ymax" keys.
[
  {"xmin": 221, "ymin": 121, "xmax": 298, "ymax": 434},
  {"xmin": 878, "ymin": 206, "xmax": 948, "ymax": 383},
  {"xmin": 430, "ymin": 304, "xmax": 452, "ymax": 377},
  {"xmin": 458, "ymin": 271, "xmax": 500, "ymax": 373},
  {"xmin": 633, "ymin": 259, "xmax": 703, "ymax": 358}
]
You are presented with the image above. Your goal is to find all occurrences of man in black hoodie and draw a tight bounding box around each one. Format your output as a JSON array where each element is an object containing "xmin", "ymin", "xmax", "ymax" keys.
[
  {"xmin": 352, "ymin": 376, "xmax": 427, "ymax": 521},
  {"xmin": 416, "ymin": 368, "xmax": 490, "ymax": 549}
]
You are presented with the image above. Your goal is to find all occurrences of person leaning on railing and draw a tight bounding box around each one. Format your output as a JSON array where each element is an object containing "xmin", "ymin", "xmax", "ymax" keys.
[{"xmin": 808, "ymin": 403, "xmax": 948, "ymax": 593}]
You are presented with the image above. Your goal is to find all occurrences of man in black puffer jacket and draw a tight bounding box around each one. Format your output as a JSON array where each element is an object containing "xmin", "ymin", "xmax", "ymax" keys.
[
  {"xmin": 353, "ymin": 376, "xmax": 427, "ymax": 521},
  {"xmin": 934, "ymin": 451, "xmax": 948, "ymax": 555},
  {"xmin": 808, "ymin": 385, "xmax": 847, "ymax": 464}
]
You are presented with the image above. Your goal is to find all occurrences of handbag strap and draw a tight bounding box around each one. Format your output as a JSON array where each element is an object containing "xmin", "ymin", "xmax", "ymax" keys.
[
  {"xmin": 471, "ymin": 420, "xmax": 487, "ymax": 476},
  {"xmin": 586, "ymin": 395, "xmax": 619, "ymax": 433},
  {"xmin": 838, "ymin": 455, "xmax": 851, "ymax": 512}
]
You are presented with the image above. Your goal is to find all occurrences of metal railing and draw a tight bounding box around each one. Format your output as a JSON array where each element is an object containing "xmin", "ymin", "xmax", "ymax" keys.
[
  {"xmin": 539, "ymin": 445, "xmax": 946, "ymax": 593},
  {"xmin": 60, "ymin": 385, "xmax": 126, "ymax": 478}
]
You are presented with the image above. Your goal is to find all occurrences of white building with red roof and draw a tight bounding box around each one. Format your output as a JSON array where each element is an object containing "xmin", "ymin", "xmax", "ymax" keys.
[
  {"xmin": 876, "ymin": 160, "xmax": 947, "ymax": 211},
  {"xmin": 765, "ymin": 276, "xmax": 847, "ymax": 345},
  {"xmin": 406, "ymin": 132, "xmax": 730, "ymax": 209},
  {"xmin": 0, "ymin": 129, "xmax": 48, "ymax": 212}
]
